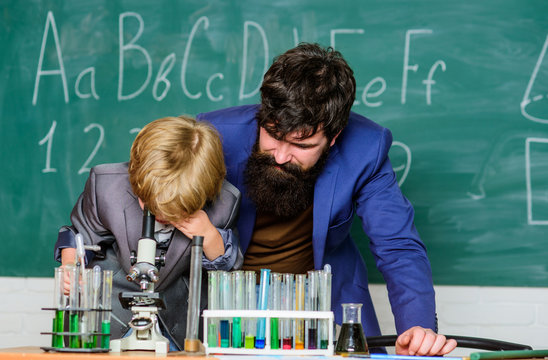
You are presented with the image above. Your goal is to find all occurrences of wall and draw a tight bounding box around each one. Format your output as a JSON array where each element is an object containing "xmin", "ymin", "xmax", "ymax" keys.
[
  {"xmin": 1, "ymin": 277, "xmax": 546, "ymax": 351},
  {"xmin": 2, "ymin": 0, "xmax": 548, "ymax": 287}
]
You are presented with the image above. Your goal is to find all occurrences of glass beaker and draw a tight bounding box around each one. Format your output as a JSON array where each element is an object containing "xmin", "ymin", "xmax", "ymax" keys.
[{"xmin": 335, "ymin": 303, "xmax": 369, "ymax": 355}]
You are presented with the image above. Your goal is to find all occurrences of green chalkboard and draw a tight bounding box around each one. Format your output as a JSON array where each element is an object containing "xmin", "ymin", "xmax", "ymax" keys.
[{"xmin": 1, "ymin": 0, "xmax": 548, "ymax": 286}]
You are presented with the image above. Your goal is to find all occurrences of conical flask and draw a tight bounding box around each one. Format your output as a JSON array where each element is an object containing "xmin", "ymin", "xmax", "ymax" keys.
[{"xmin": 335, "ymin": 303, "xmax": 369, "ymax": 355}]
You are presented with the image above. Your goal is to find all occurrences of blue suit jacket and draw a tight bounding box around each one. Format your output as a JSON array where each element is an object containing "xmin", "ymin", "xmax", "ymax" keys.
[{"xmin": 198, "ymin": 105, "xmax": 436, "ymax": 336}]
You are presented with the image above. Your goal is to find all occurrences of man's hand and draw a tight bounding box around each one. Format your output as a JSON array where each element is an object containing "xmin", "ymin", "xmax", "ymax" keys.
[{"xmin": 395, "ymin": 326, "xmax": 457, "ymax": 356}]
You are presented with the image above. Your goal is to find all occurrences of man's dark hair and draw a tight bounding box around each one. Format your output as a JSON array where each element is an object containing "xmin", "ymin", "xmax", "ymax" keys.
[{"xmin": 257, "ymin": 42, "xmax": 356, "ymax": 142}]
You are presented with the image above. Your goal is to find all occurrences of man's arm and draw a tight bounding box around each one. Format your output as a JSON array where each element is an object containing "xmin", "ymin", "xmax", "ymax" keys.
[{"xmin": 352, "ymin": 127, "xmax": 456, "ymax": 354}]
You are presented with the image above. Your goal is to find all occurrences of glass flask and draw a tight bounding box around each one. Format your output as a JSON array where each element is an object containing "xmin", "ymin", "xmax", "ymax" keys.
[{"xmin": 335, "ymin": 303, "xmax": 369, "ymax": 355}]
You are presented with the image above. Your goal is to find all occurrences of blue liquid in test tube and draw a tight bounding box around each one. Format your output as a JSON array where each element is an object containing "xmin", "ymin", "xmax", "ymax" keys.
[
  {"xmin": 219, "ymin": 271, "xmax": 232, "ymax": 348},
  {"xmin": 255, "ymin": 268, "xmax": 270, "ymax": 349}
]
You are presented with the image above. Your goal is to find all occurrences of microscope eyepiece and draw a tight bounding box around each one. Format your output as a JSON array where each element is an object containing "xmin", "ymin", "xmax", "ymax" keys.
[{"xmin": 141, "ymin": 207, "xmax": 155, "ymax": 239}]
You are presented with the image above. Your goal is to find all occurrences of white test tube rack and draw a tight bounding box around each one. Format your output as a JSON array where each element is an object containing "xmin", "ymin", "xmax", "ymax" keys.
[{"xmin": 202, "ymin": 309, "xmax": 334, "ymax": 356}]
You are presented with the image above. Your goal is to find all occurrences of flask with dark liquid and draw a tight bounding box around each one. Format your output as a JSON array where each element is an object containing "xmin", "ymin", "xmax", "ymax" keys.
[{"xmin": 335, "ymin": 303, "xmax": 369, "ymax": 355}]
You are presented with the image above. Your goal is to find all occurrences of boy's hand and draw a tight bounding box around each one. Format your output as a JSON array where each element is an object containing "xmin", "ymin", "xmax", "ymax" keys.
[
  {"xmin": 172, "ymin": 210, "xmax": 224, "ymax": 260},
  {"xmin": 60, "ymin": 247, "xmax": 76, "ymax": 295}
]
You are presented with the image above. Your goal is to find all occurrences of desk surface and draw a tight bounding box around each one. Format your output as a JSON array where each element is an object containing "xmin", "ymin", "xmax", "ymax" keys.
[{"xmin": 0, "ymin": 347, "xmax": 210, "ymax": 359}]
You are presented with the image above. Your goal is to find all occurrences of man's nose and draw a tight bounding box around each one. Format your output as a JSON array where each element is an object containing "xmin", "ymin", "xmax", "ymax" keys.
[{"xmin": 272, "ymin": 142, "xmax": 292, "ymax": 164}]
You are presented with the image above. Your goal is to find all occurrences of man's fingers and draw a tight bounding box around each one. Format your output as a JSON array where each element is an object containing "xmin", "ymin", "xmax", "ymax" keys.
[
  {"xmin": 407, "ymin": 328, "xmax": 426, "ymax": 355},
  {"xmin": 439, "ymin": 338, "xmax": 458, "ymax": 355},
  {"xmin": 425, "ymin": 334, "xmax": 447, "ymax": 355},
  {"xmin": 414, "ymin": 330, "xmax": 436, "ymax": 355}
]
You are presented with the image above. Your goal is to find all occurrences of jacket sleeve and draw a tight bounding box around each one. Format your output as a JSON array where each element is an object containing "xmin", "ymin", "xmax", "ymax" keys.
[
  {"xmin": 202, "ymin": 180, "xmax": 244, "ymax": 271},
  {"xmin": 355, "ymin": 127, "xmax": 437, "ymax": 333},
  {"xmin": 54, "ymin": 167, "xmax": 116, "ymax": 263}
]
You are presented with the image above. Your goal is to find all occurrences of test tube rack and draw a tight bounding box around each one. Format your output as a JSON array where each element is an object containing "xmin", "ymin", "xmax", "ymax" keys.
[
  {"xmin": 40, "ymin": 306, "xmax": 112, "ymax": 353},
  {"xmin": 202, "ymin": 309, "xmax": 334, "ymax": 356}
]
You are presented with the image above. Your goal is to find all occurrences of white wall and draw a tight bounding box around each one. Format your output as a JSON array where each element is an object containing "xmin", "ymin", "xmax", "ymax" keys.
[{"xmin": 1, "ymin": 278, "xmax": 546, "ymax": 351}]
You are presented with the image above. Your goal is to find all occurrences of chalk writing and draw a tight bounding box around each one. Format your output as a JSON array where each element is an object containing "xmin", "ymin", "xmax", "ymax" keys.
[
  {"xmin": 525, "ymin": 137, "xmax": 548, "ymax": 225},
  {"xmin": 32, "ymin": 12, "xmax": 446, "ymax": 107},
  {"xmin": 521, "ymin": 34, "xmax": 548, "ymax": 124}
]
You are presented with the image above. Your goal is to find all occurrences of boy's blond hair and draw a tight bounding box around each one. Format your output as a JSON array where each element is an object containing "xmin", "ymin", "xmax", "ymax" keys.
[{"xmin": 129, "ymin": 116, "xmax": 226, "ymax": 222}]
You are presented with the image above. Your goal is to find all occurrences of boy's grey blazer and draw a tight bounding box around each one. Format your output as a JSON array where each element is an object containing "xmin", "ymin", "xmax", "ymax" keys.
[{"xmin": 56, "ymin": 162, "xmax": 242, "ymax": 349}]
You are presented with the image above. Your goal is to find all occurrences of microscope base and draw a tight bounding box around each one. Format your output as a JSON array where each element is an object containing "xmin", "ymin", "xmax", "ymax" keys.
[
  {"xmin": 110, "ymin": 330, "xmax": 169, "ymax": 354},
  {"xmin": 110, "ymin": 306, "xmax": 169, "ymax": 354}
]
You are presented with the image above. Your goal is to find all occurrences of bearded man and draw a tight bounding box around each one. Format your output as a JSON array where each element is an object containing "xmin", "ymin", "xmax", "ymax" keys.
[{"xmin": 197, "ymin": 43, "xmax": 456, "ymax": 356}]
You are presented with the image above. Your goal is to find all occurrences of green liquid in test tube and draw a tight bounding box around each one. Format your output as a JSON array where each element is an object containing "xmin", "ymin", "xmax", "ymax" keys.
[
  {"xmin": 90, "ymin": 265, "xmax": 102, "ymax": 348},
  {"xmin": 82, "ymin": 269, "xmax": 94, "ymax": 348},
  {"xmin": 270, "ymin": 272, "xmax": 282, "ymax": 349},
  {"xmin": 244, "ymin": 271, "xmax": 256, "ymax": 349},
  {"xmin": 319, "ymin": 265, "xmax": 332, "ymax": 349},
  {"xmin": 232, "ymin": 271, "xmax": 245, "ymax": 348},
  {"xmin": 52, "ymin": 267, "xmax": 65, "ymax": 348},
  {"xmin": 68, "ymin": 265, "xmax": 80, "ymax": 348},
  {"xmin": 295, "ymin": 274, "xmax": 305, "ymax": 350},
  {"xmin": 281, "ymin": 273, "xmax": 294, "ymax": 349},
  {"xmin": 101, "ymin": 270, "xmax": 113, "ymax": 349},
  {"xmin": 207, "ymin": 270, "xmax": 220, "ymax": 347}
]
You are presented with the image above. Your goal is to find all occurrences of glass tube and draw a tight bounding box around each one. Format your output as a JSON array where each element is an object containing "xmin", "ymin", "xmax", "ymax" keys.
[
  {"xmin": 244, "ymin": 270, "xmax": 256, "ymax": 349},
  {"xmin": 207, "ymin": 270, "xmax": 220, "ymax": 347},
  {"xmin": 295, "ymin": 274, "xmax": 306, "ymax": 350},
  {"xmin": 100, "ymin": 270, "xmax": 113, "ymax": 349},
  {"xmin": 255, "ymin": 268, "xmax": 270, "ymax": 349},
  {"xmin": 68, "ymin": 264, "xmax": 80, "ymax": 348},
  {"xmin": 81, "ymin": 268, "xmax": 93, "ymax": 348},
  {"xmin": 185, "ymin": 236, "xmax": 203, "ymax": 350},
  {"xmin": 307, "ymin": 270, "xmax": 318, "ymax": 349},
  {"xmin": 269, "ymin": 272, "xmax": 282, "ymax": 349},
  {"xmin": 52, "ymin": 267, "xmax": 65, "ymax": 348},
  {"xmin": 281, "ymin": 273, "xmax": 294, "ymax": 349},
  {"xmin": 318, "ymin": 268, "xmax": 332, "ymax": 349},
  {"xmin": 232, "ymin": 270, "xmax": 245, "ymax": 348},
  {"xmin": 90, "ymin": 265, "xmax": 101, "ymax": 348},
  {"xmin": 219, "ymin": 271, "xmax": 232, "ymax": 348}
]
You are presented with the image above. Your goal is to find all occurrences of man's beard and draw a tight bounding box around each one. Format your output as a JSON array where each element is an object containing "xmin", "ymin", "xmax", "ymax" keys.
[{"xmin": 244, "ymin": 144, "xmax": 330, "ymax": 218}]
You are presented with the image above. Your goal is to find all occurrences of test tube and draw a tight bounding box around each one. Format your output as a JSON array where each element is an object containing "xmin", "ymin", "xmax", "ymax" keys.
[
  {"xmin": 232, "ymin": 271, "xmax": 245, "ymax": 348},
  {"xmin": 295, "ymin": 273, "xmax": 306, "ymax": 350},
  {"xmin": 207, "ymin": 270, "xmax": 220, "ymax": 347},
  {"xmin": 269, "ymin": 272, "xmax": 282, "ymax": 349},
  {"xmin": 185, "ymin": 236, "xmax": 203, "ymax": 352},
  {"xmin": 68, "ymin": 264, "xmax": 80, "ymax": 348},
  {"xmin": 82, "ymin": 269, "xmax": 94, "ymax": 348},
  {"xmin": 100, "ymin": 269, "xmax": 113, "ymax": 349},
  {"xmin": 51, "ymin": 267, "xmax": 65, "ymax": 348},
  {"xmin": 307, "ymin": 270, "xmax": 318, "ymax": 349},
  {"xmin": 244, "ymin": 271, "xmax": 256, "ymax": 349},
  {"xmin": 90, "ymin": 265, "xmax": 102, "ymax": 348},
  {"xmin": 255, "ymin": 268, "xmax": 270, "ymax": 349},
  {"xmin": 318, "ymin": 266, "xmax": 332, "ymax": 349},
  {"xmin": 281, "ymin": 273, "xmax": 294, "ymax": 349},
  {"xmin": 219, "ymin": 271, "xmax": 232, "ymax": 348}
]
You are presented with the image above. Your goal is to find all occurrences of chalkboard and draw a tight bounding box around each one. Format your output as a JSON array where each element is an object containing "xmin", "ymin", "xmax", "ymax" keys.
[{"xmin": 1, "ymin": 0, "xmax": 547, "ymax": 286}]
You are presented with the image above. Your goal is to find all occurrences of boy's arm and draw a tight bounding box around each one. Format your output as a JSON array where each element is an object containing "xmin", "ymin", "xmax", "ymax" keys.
[
  {"xmin": 173, "ymin": 210, "xmax": 224, "ymax": 260},
  {"xmin": 172, "ymin": 209, "xmax": 242, "ymax": 271}
]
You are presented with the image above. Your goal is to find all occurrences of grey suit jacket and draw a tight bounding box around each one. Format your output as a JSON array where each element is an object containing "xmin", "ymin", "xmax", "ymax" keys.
[{"xmin": 56, "ymin": 162, "xmax": 241, "ymax": 349}]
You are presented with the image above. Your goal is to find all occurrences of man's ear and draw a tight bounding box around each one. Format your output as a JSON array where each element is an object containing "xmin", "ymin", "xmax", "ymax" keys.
[{"xmin": 329, "ymin": 131, "xmax": 342, "ymax": 147}]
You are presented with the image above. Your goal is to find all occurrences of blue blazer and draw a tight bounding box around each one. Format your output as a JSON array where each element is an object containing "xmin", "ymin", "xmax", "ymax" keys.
[{"xmin": 198, "ymin": 105, "xmax": 436, "ymax": 336}]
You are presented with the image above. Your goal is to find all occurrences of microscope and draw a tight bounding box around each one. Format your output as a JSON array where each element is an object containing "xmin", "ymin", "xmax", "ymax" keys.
[{"xmin": 110, "ymin": 208, "xmax": 170, "ymax": 353}]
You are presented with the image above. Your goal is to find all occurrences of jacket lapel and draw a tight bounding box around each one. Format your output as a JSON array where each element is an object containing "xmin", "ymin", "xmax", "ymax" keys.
[
  {"xmin": 122, "ymin": 191, "xmax": 143, "ymax": 274},
  {"xmin": 312, "ymin": 148, "xmax": 340, "ymax": 269}
]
